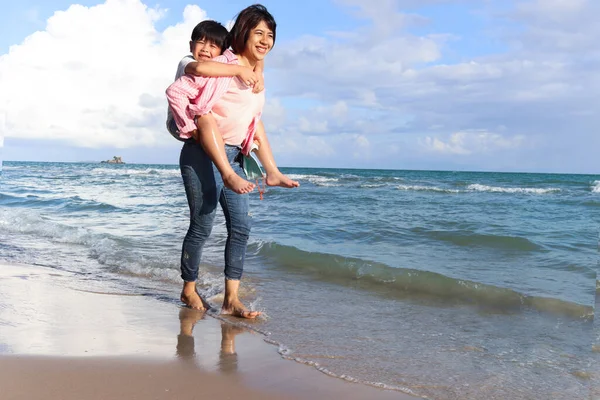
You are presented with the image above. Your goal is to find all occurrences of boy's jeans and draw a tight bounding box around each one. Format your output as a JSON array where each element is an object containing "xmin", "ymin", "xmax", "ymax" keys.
[{"xmin": 179, "ymin": 141, "xmax": 251, "ymax": 282}]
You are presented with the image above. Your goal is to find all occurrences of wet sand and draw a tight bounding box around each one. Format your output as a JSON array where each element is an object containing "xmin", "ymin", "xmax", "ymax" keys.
[{"xmin": 0, "ymin": 262, "xmax": 416, "ymax": 400}]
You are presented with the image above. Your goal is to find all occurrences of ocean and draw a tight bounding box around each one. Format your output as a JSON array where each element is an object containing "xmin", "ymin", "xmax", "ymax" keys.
[{"xmin": 0, "ymin": 161, "xmax": 598, "ymax": 399}]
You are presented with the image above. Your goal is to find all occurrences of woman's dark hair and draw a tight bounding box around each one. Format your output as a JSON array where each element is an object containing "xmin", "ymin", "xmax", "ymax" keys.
[
  {"xmin": 229, "ymin": 4, "xmax": 276, "ymax": 54},
  {"xmin": 190, "ymin": 20, "xmax": 230, "ymax": 52}
]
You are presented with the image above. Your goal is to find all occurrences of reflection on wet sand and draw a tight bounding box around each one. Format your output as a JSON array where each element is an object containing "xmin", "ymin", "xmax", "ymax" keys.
[
  {"xmin": 176, "ymin": 308, "xmax": 248, "ymax": 374},
  {"xmin": 219, "ymin": 322, "xmax": 247, "ymax": 374},
  {"xmin": 176, "ymin": 308, "xmax": 205, "ymax": 361}
]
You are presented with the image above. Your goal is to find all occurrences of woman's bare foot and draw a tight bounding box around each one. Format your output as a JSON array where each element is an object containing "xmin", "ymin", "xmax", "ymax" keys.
[
  {"xmin": 265, "ymin": 170, "xmax": 299, "ymax": 188},
  {"xmin": 223, "ymin": 172, "xmax": 255, "ymax": 194},
  {"xmin": 180, "ymin": 282, "xmax": 210, "ymax": 311},
  {"xmin": 221, "ymin": 298, "xmax": 261, "ymax": 319}
]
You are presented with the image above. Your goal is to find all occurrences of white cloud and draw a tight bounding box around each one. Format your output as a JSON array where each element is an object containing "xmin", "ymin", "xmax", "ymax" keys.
[
  {"xmin": 509, "ymin": 0, "xmax": 599, "ymax": 54},
  {"xmin": 0, "ymin": 110, "xmax": 5, "ymax": 149},
  {"xmin": 421, "ymin": 131, "xmax": 526, "ymax": 155},
  {"xmin": 352, "ymin": 134, "xmax": 371, "ymax": 159},
  {"xmin": 516, "ymin": 0, "xmax": 588, "ymax": 24},
  {"xmin": 298, "ymin": 117, "xmax": 328, "ymax": 134},
  {"xmin": 292, "ymin": 100, "xmax": 350, "ymax": 135},
  {"xmin": 356, "ymin": 134, "xmax": 369, "ymax": 148},
  {"xmin": 262, "ymin": 97, "xmax": 287, "ymax": 132},
  {"xmin": 0, "ymin": 0, "xmax": 207, "ymax": 148},
  {"xmin": 269, "ymin": 131, "xmax": 335, "ymax": 159},
  {"xmin": 306, "ymin": 136, "xmax": 336, "ymax": 156}
]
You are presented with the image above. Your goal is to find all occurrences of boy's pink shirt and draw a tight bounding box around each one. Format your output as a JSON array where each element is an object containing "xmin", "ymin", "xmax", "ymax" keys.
[{"xmin": 165, "ymin": 49, "xmax": 263, "ymax": 155}]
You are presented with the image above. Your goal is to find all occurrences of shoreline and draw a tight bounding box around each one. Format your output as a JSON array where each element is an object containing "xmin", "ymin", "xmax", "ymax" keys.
[{"xmin": 0, "ymin": 262, "xmax": 416, "ymax": 400}]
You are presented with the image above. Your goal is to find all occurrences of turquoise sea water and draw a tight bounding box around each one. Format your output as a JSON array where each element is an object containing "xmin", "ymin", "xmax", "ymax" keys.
[{"xmin": 0, "ymin": 161, "xmax": 598, "ymax": 399}]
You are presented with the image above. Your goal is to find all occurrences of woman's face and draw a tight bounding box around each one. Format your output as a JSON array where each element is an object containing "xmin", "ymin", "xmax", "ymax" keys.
[{"xmin": 243, "ymin": 20, "xmax": 274, "ymax": 62}]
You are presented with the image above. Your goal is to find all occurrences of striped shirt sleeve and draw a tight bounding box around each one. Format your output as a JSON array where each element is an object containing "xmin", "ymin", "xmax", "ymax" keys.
[{"xmin": 165, "ymin": 75, "xmax": 206, "ymax": 134}]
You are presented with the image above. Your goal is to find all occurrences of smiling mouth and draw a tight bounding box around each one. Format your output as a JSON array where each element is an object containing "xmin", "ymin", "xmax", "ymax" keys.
[{"xmin": 256, "ymin": 46, "xmax": 268, "ymax": 54}]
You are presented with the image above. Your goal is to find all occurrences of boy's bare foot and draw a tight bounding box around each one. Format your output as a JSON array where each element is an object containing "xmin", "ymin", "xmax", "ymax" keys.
[
  {"xmin": 221, "ymin": 298, "xmax": 261, "ymax": 319},
  {"xmin": 223, "ymin": 172, "xmax": 255, "ymax": 194},
  {"xmin": 180, "ymin": 287, "xmax": 210, "ymax": 311},
  {"xmin": 265, "ymin": 171, "xmax": 299, "ymax": 188}
]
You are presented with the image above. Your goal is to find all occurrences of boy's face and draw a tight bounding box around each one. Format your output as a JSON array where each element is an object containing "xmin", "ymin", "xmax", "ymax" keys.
[{"xmin": 189, "ymin": 38, "xmax": 222, "ymax": 62}]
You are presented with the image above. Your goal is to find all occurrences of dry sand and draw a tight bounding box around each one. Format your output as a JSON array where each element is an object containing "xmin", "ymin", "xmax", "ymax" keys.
[{"xmin": 0, "ymin": 262, "xmax": 415, "ymax": 400}]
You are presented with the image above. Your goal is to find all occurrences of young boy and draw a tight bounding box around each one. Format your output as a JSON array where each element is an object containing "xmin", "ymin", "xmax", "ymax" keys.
[
  {"xmin": 166, "ymin": 20, "xmax": 263, "ymax": 193},
  {"xmin": 166, "ymin": 21, "xmax": 299, "ymax": 195},
  {"xmin": 166, "ymin": 20, "xmax": 264, "ymax": 194}
]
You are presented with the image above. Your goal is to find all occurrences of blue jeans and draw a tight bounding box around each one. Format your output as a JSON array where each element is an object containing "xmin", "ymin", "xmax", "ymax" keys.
[{"xmin": 179, "ymin": 141, "xmax": 251, "ymax": 281}]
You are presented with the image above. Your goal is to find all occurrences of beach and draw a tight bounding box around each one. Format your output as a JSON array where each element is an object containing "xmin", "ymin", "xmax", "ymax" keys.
[
  {"xmin": 0, "ymin": 161, "xmax": 597, "ymax": 399},
  {"xmin": 0, "ymin": 262, "xmax": 413, "ymax": 400}
]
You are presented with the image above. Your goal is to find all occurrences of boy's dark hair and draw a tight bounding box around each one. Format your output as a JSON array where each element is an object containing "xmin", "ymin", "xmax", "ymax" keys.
[
  {"xmin": 229, "ymin": 4, "xmax": 276, "ymax": 54},
  {"xmin": 190, "ymin": 20, "xmax": 230, "ymax": 52}
]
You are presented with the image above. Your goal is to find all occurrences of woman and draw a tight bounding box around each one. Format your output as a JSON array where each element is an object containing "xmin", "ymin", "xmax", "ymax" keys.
[{"xmin": 171, "ymin": 4, "xmax": 298, "ymax": 318}]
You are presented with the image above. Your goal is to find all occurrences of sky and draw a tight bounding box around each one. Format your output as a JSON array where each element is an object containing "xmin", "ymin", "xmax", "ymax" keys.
[{"xmin": 0, "ymin": 0, "xmax": 598, "ymax": 173}]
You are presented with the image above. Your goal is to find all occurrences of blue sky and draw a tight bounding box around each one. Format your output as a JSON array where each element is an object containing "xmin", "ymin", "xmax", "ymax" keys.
[{"xmin": 1, "ymin": 0, "xmax": 598, "ymax": 173}]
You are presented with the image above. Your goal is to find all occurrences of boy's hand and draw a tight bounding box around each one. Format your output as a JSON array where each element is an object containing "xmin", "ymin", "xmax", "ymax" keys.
[
  {"xmin": 253, "ymin": 74, "xmax": 264, "ymax": 93},
  {"xmin": 237, "ymin": 66, "xmax": 259, "ymax": 88}
]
